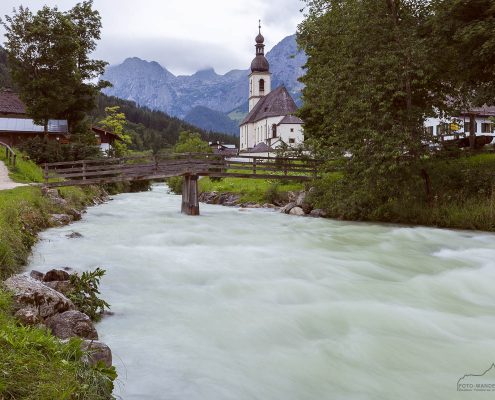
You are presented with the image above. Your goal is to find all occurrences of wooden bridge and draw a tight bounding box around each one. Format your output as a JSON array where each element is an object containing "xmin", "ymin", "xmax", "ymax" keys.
[{"xmin": 43, "ymin": 153, "xmax": 321, "ymax": 215}]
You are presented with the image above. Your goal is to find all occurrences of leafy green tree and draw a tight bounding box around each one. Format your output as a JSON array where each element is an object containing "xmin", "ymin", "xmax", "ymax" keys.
[
  {"xmin": 97, "ymin": 106, "xmax": 132, "ymax": 157},
  {"xmin": 174, "ymin": 131, "xmax": 212, "ymax": 154},
  {"xmin": 1, "ymin": 1, "xmax": 108, "ymax": 133},
  {"xmin": 297, "ymin": 0, "xmax": 446, "ymax": 215},
  {"xmin": 429, "ymin": 0, "xmax": 495, "ymax": 148},
  {"xmin": 168, "ymin": 131, "xmax": 212, "ymax": 193}
]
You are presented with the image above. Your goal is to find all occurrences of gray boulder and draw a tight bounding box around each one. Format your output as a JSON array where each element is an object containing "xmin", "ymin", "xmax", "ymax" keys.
[
  {"xmin": 81, "ymin": 340, "xmax": 113, "ymax": 368},
  {"xmin": 45, "ymin": 310, "xmax": 98, "ymax": 340},
  {"xmin": 44, "ymin": 280, "xmax": 73, "ymax": 296},
  {"xmin": 4, "ymin": 274, "xmax": 75, "ymax": 319},
  {"xmin": 289, "ymin": 206, "xmax": 306, "ymax": 216},
  {"xmin": 280, "ymin": 202, "xmax": 296, "ymax": 214},
  {"xmin": 29, "ymin": 270, "xmax": 45, "ymax": 281},
  {"xmin": 44, "ymin": 269, "xmax": 70, "ymax": 282},
  {"xmin": 14, "ymin": 307, "xmax": 41, "ymax": 325},
  {"xmin": 310, "ymin": 209, "xmax": 328, "ymax": 218},
  {"xmin": 49, "ymin": 214, "xmax": 73, "ymax": 226}
]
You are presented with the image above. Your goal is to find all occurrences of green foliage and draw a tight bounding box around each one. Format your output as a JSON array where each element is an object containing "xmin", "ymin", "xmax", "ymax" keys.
[
  {"xmin": 429, "ymin": 0, "xmax": 495, "ymax": 108},
  {"xmin": 96, "ymin": 106, "xmax": 132, "ymax": 157},
  {"xmin": 0, "ymin": 288, "xmax": 115, "ymax": 399},
  {"xmin": 0, "ymin": 46, "xmax": 14, "ymax": 89},
  {"xmin": 199, "ymin": 177, "xmax": 305, "ymax": 204},
  {"xmin": 19, "ymin": 136, "xmax": 101, "ymax": 164},
  {"xmin": 297, "ymin": 0, "xmax": 495, "ymax": 218},
  {"xmin": 312, "ymin": 152, "xmax": 495, "ymax": 231},
  {"xmin": 1, "ymin": 2, "xmax": 108, "ymax": 132},
  {"xmin": 167, "ymin": 176, "xmax": 184, "ymax": 195},
  {"xmin": 0, "ymin": 150, "xmax": 43, "ymax": 183},
  {"xmin": 174, "ymin": 131, "xmax": 213, "ymax": 154},
  {"xmin": 167, "ymin": 131, "xmax": 212, "ymax": 193},
  {"xmin": 0, "ymin": 182, "xmax": 106, "ymax": 280},
  {"xmin": 68, "ymin": 267, "xmax": 110, "ymax": 322}
]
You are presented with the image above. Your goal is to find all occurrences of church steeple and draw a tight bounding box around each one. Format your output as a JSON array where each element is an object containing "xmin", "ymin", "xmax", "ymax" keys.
[
  {"xmin": 248, "ymin": 21, "xmax": 271, "ymax": 112},
  {"xmin": 251, "ymin": 21, "xmax": 269, "ymax": 72}
]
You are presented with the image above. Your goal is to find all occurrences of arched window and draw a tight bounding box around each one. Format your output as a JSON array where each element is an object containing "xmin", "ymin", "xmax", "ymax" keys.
[
  {"xmin": 259, "ymin": 79, "xmax": 265, "ymax": 95},
  {"xmin": 272, "ymin": 124, "xmax": 277, "ymax": 138}
]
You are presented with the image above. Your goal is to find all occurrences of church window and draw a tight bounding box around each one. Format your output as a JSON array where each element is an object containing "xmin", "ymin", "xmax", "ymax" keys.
[
  {"xmin": 290, "ymin": 128, "xmax": 294, "ymax": 133},
  {"xmin": 272, "ymin": 124, "xmax": 277, "ymax": 138},
  {"xmin": 259, "ymin": 79, "xmax": 265, "ymax": 95},
  {"xmin": 289, "ymin": 138, "xmax": 295, "ymax": 144}
]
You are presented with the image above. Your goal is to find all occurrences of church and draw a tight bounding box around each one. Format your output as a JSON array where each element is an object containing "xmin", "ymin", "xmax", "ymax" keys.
[{"xmin": 239, "ymin": 25, "xmax": 304, "ymax": 155}]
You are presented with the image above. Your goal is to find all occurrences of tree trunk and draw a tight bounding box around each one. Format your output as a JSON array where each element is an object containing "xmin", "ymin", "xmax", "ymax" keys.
[
  {"xmin": 469, "ymin": 113, "xmax": 476, "ymax": 149},
  {"xmin": 421, "ymin": 168, "xmax": 432, "ymax": 203}
]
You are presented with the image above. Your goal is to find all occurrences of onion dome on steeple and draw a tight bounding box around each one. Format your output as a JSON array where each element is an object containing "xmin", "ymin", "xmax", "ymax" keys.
[{"xmin": 251, "ymin": 20, "xmax": 269, "ymax": 73}]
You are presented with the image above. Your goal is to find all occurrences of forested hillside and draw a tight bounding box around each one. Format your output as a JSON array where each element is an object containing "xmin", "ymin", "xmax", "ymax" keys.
[
  {"xmin": 92, "ymin": 95, "xmax": 238, "ymax": 152},
  {"xmin": 0, "ymin": 46, "xmax": 236, "ymax": 151}
]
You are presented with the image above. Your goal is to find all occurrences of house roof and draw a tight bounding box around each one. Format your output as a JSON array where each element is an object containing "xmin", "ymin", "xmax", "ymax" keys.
[
  {"xmin": 461, "ymin": 106, "xmax": 495, "ymax": 117},
  {"xmin": 245, "ymin": 142, "xmax": 274, "ymax": 153},
  {"xmin": 0, "ymin": 118, "xmax": 68, "ymax": 134},
  {"xmin": 240, "ymin": 86, "xmax": 299, "ymax": 125},
  {"xmin": 92, "ymin": 126, "xmax": 122, "ymax": 141},
  {"xmin": 277, "ymin": 115, "xmax": 303, "ymax": 125},
  {"xmin": 0, "ymin": 90, "xmax": 26, "ymax": 115}
]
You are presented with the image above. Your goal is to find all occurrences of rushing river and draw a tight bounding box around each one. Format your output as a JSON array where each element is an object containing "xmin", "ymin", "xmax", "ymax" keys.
[{"xmin": 28, "ymin": 185, "xmax": 495, "ymax": 400}]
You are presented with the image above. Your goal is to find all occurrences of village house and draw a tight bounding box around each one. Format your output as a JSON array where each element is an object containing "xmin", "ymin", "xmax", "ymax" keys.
[
  {"xmin": 425, "ymin": 106, "xmax": 495, "ymax": 147},
  {"xmin": 0, "ymin": 89, "xmax": 120, "ymax": 153},
  {"xmin": 209, "ymin": 141, "xmax": 238, "ymax": 156},
  {"xmin": 239, "ymin": 25, "xmax": 304, "ymax": 156}
]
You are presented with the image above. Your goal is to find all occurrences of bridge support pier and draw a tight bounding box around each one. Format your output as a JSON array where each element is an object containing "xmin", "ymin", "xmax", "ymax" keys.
[{"xmin": 181, "ymin": 174, "xmax": 200, "ymax": 216}]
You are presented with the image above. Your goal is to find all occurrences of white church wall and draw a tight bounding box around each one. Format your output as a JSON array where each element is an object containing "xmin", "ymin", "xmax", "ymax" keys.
[{"xmin": 276, "ymin": 123, "xmax": 304, "ymax": 146}]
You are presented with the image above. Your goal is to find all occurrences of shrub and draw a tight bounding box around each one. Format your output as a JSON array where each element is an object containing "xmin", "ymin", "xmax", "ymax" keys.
[{"xmin": 68, "ymin": 268, "xmax": 110, "ymax": 322}]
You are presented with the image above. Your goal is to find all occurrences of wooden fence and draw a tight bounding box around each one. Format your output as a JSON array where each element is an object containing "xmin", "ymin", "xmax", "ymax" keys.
[{"xmin": 0, "ymin": 141, "xmax": 16, "ymax": 167}]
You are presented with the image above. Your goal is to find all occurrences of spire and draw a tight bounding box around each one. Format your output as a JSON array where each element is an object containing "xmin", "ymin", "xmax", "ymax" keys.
[{"xmin": 251, "ymin": 21, "xmax": 269, "ymax": 72}]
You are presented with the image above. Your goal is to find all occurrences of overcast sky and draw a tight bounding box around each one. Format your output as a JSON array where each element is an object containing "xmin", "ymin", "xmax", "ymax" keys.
[{"xmin": 0, "ymin": 0, "xmax": 305, "ymax": 75}]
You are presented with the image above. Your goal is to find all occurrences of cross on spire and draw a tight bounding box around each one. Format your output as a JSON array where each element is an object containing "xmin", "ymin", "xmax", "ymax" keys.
[{"xmin": 259, "ymin": 20, "xmax": 261, "ymax": 34}]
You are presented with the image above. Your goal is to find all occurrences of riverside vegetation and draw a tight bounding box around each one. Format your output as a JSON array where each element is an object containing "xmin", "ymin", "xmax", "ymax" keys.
[{"xmin": 0, "ymin": 153, "xmax": 117, "ymax": 399}]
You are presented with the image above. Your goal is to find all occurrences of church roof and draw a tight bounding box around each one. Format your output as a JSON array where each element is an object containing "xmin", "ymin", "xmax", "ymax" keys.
[
  {"xmin": 251, "ymin": 55, "xmax": 269, "ymax": 73},
  {"xmin": 240, "ymin": 86, "xmax": 299, "ymax": 125},
  {"xmin": 278, "ymin": 115, "xmax": 303, "ymax": 125},
  {"xmin": 245, "ymin": 142, "xmax": 274, "ymax": 153}
]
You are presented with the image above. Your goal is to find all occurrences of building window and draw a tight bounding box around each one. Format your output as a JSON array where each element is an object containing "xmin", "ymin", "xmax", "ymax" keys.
[
  {"xmin": 481, "ymin": 123, "xmax": 493, "ymax": 133},
  {"xmin": 437, "ymin": 123, "xmax": 450, "ymax": 136},
  {"xmin": 425, "ymin": 126, "xmax": 434, "ymax": 136},
  {"xmin": 259, "ymin": 79, "xmax": 265, "ymax": 95},
  {"xmin": 290, "ymin": 128, "xmax": 294, "ymax": 133},
  {"xmin": 272, "ymin": 124, "xmax": 277, "ymax": 138},
  {"xmin": 289, "ymin": 138, "xmax": 295, "ymax": 144}
]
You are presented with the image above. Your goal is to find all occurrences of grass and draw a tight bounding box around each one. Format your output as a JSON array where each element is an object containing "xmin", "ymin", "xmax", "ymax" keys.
[
  {"xmin": 0, "ymin": 150, "xmax": 44, "ymax": 183},
  {"xmin": 0, "ymin": 153, "xmax": 108, "ymax": 280},
  {"xmin": 313, "ymin": 151, "xmax": 495, "ymax": 232},
  {"xmin": 0, "ymin": 289, "xmax": 115, "ymax": 399},
  {"xmin": 199, "ymin": 177, "xmax": 306, "ymax": 203}
]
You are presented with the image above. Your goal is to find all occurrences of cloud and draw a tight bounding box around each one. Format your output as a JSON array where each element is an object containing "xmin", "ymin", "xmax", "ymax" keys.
[{"xmin": 1, "ymin": 0, "xmax": 304, "ymax": 75}]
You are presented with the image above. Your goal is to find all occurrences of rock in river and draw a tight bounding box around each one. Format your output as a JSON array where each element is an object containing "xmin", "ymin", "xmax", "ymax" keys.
[{"xmin": 45, "ymin": 310, "xmax": 98, "ymax": 340}]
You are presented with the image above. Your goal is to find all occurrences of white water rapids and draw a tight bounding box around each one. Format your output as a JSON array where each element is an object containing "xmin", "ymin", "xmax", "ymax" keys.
[{"xmin": 28, "ymin": 185, "xmax": 495, "ymax": 400}]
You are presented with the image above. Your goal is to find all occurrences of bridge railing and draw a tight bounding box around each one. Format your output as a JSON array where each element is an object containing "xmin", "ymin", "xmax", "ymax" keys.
[
  {"xmin": 43, "ymin": 153, "xmax": 322, "ymax": 187},
  {"xmin": 0, "ymin": 141, "xmax": 16, "ymax": 167}
]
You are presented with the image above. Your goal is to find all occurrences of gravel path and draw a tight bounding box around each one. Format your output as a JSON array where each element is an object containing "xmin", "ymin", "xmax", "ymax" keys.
[{"xmin": 0, "ymin": 160, "xmax": 26, "ymax": 190}]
